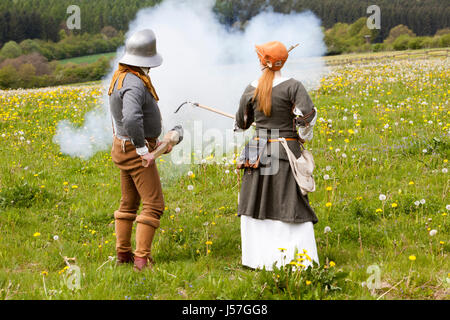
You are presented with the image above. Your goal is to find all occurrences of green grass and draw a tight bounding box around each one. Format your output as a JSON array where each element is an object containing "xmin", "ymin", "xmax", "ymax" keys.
[
  {"xmin": 58, "ymin": 52, "xmax": 116, "ymax": 65},
  {"xmin": 0, "ymin": 56, "xmax": 448, "ymax": 300}
]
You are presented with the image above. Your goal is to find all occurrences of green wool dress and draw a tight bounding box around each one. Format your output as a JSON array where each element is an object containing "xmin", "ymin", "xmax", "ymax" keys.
[{"xmin": 235, "ymin": 78, "xmax": 319, "ymax": 224}]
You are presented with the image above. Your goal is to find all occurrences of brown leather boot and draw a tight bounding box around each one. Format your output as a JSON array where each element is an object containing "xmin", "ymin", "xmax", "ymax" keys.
[
  {"xmin": 117, "ymin": 251, "xmax": 135, "ymax": 264},
  {"xmin": 133, "ymin": 256, "xmax": 154, "ymax": 271}
]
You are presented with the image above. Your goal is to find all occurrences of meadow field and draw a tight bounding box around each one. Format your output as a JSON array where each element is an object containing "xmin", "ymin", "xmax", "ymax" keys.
[{"xmin": 0, "ymin": 54, "xmax": 448, "ymax": 300}]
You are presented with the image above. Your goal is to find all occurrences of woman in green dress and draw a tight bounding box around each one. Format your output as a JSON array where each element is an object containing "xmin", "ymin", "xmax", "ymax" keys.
[{"xmin": 234, "ymin": 41, "xmax": 319, "ymax": 270}]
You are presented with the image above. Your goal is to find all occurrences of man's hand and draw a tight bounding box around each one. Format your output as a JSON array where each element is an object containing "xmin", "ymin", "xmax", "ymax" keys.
[
  {"xmin": 155, "ymin": 140, "xmax": 173, "ymax": 154},
  {"xmin": 141, "ymin": 153, "xmax": 155, "ymax": 167}
]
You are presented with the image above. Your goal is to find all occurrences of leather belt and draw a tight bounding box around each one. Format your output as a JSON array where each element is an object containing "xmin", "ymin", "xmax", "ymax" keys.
[{"xmin": 253, "ymin": 137, "xmax": 298, "ymax": 142}]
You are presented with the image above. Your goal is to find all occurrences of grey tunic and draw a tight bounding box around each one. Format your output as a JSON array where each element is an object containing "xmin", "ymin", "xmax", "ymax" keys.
[
  {"xmin": 109, "ymin": 73, "xmax": 162, "ymax": 148},
  {"xmin": 235, "ymin": 78, "xmax": 319, "ymax": 224}
]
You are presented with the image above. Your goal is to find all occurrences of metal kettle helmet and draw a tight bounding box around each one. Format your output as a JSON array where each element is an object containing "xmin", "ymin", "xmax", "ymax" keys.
[{"xmin": 119, "ymin": 29, "xmax": 163, "ymax": 68}]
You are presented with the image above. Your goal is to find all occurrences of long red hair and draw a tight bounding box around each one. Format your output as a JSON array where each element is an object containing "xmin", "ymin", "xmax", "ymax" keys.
[{"xmin": 252, "ymin": 68, "xmax": 275, "ymax": 117}]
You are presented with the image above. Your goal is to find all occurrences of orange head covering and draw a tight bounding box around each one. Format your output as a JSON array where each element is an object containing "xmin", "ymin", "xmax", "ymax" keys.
[{"xmin": 255, "ymin": 41, "xmax": 289, "ymax": 71}]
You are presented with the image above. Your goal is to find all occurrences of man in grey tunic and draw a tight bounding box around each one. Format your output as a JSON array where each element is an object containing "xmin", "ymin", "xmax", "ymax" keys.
[{"xmin": 108, "ymin": 29, "xmax": 172, "ymax": 271}]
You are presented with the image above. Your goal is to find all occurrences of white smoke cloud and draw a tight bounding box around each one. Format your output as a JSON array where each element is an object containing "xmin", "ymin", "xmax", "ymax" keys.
[{"xmin": 54, "ymin": 0, "xmax": 328, "ymax": 159}]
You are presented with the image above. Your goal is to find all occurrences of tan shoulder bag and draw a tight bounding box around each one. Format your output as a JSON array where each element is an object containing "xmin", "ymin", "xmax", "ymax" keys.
[{"xmin": 279, "ymin": 138, "xmax": 316, "ymax": 195}]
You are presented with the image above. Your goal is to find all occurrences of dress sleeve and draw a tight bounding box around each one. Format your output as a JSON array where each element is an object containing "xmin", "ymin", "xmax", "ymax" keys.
[
  {"xmin": 289, "ymin": 80, "xmax": 317, "ymax": 141},
  {"xmin": 234, "ymin": 85, "xmax": 255, "ymax": 131}
]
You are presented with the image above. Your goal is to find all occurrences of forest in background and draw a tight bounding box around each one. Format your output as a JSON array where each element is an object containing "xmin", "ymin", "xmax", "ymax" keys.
[
  {"xmin": 0, "ymin": 0, "xmax": 448, "ymax": 45},
  {"xmin": 0, "ymin": 0, "xmax": 449, "ymax": 89}
]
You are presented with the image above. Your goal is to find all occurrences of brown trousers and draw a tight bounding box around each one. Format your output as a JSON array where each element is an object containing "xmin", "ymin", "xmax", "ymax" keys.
[{"xmin": 111, "ymin": 136, "xmax": 164, "ymax": 258}]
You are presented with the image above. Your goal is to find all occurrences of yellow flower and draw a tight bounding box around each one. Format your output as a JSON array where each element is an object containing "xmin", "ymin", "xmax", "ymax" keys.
[
  {"xmin": 326, "ymin": 186, "xmax": 333, "ymax": 191},
  {"xmin": 391, "ymin": 203, "xmax": 398, "ymax": 208},
  {"xmin": 376, "ymin": 208, "xmax": 383, "ymax": 213},
  {"xmin": 409, "ymin": 255, "xmax": 416, "ymax": 261},
  {"xmin": 33, "ymin": 232, "xmax": 41, "ymax": 237},
  {"xmin": 408, "ymin": 181, "xmax": 414, "ymax": 185},
  {"xmin": 306, "ymin": 280, "xmax": 312, "ymax": 285},
  {"xmin": 329, "ymin": 261, "xmax": 336, "ymax": 267},
  {"xmin": 205, "ymin": 241, "xmax": 213, "ymax": 245},
  {"xmin": 278, "ymin": 248, "xmax": 287, "ymax": 252},
  {"xmin": 41, "ymin": 271, "xmax": 48, "ymax": 276},
  {"xmin": 325, "ymin": 202, "xmax": 332, "ymax": 208}
]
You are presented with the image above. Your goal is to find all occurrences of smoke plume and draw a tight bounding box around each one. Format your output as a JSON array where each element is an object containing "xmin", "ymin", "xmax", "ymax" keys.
[{"xmin": 54, "ymin": 0, "xmax": 328, "ymax": 159}]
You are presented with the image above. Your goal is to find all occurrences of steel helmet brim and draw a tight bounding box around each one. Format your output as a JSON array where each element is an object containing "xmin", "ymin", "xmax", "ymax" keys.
[{"xmin": 118, "ymin": 52, "xmax": 163, "ymax": 68}]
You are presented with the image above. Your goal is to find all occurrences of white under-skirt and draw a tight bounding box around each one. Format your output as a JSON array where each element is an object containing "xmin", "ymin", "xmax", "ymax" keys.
[{"xmin": 240, "ymin": 215, "xmax": 319, "ymax": 271}]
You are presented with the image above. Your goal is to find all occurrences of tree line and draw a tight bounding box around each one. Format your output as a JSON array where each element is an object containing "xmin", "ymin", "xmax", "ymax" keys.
[
  {"xmin": 214, "ymin": 0, "xmax": 449, "ymax": 42},
  {"xmin": 0, "ymin": 0, "xmax": 161, "ymax": 45},
  {"xmin": 0, "ymin": 0, "xmax": 449, "ymax": 46}
]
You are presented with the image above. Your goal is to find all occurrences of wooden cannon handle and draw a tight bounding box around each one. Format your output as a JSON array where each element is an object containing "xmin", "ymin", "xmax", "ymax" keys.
[{"xmin": 142, "ymin": 131, "xmax": 180, "ymax": 166}]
